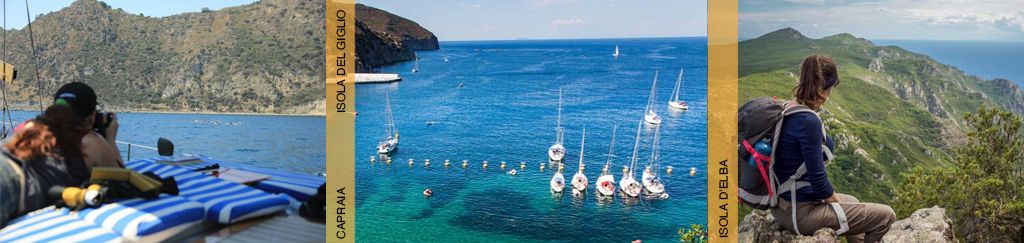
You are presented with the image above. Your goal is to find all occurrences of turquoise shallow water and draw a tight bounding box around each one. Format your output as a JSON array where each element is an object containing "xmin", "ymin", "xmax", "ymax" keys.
[{"xmin": 355, "ymin": 37, "xmax": 708, "ymax": 242}]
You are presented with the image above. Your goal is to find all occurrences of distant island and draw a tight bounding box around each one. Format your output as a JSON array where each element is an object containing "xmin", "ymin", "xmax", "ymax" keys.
[
  {"xmin": 0, "ymin": 0, "xmax": 437, "ymax": 115},
  {"xmin": 739, "ymin": 27, "xmax": 1024, "ymax": 204}
]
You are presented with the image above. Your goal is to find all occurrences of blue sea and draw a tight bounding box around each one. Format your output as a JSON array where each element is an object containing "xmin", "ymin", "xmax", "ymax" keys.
[
  {"xmin": 872, "ymin": 39, "xmax": 1024, "ymax": 86},
  {"xmin": 355, "ymin": 37, "xmax": 708, "ymax": 242},
  {"xmin": 1, "ymin": 111, "xmax": 326, "ymax": 175}
]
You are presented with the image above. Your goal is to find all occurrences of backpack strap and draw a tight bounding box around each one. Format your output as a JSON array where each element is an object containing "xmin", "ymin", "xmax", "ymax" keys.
[{"xmin": 768, "ymin": 103, "xmax": 845, "ymax": 236}]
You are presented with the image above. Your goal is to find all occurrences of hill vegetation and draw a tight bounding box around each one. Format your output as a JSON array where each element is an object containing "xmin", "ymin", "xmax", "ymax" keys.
[
  {"xmin": 738, "ymin": 28, "xmax": 1024, "ymax": 204},
  {"xmin": 0, "ymin": 0, "xmax": 436, "ymax": 114}
]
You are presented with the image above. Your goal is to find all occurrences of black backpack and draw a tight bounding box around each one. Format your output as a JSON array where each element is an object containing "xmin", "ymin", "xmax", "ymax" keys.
[{"xmin": 737, "ymin": 97, "xmax": 847, "ymax": 236}]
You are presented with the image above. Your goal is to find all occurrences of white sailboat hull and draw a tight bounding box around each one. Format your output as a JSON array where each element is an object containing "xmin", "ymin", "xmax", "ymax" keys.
[
  {"xmin": 548, "ymin": 144, "xmax": 566, "ymax": 161},
  {"xmin": 642, "ymin": 170, "xmax": 665, "ymax": 194},
  {"xmin": 619, "ymin": 176, "xmax": 641, "ymax": 197},
  {"xmin": 644, "ymin": 112, "xmax": 662, "ymax": 124},
  {"xmin": 572, "ymin": 172, "xmax": 588, "ymax": 191},
  {"xmin": 377, "ymin": 137, "xmax": 398, "ymax": 154},
  {"xmin": 668, "ymin": 100, "xmax": 688, "ymax": 110},
  {"xmin": 550, "ymin": 172, "xmax": 565, "ymax": 192},
  {"xmin": 596, "ymin": 174, "xmax": 616, "ymax": 196}
]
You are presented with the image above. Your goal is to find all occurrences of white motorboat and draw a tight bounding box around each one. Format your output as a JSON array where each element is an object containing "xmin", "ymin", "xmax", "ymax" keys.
[
  {"xmin": 668, "ymin": 69, "xmax": 689, "ymax": 110},
  {"xmin": 377, "ymin": 93, "xmax": 399, "ymax": 154},
  {"xmin": 571, "ymin": 128, "xmax": 589, "ymax": 192},
  {"xmin": 548, "ymin": 88, "xmax": 566, "ymax": 162}
]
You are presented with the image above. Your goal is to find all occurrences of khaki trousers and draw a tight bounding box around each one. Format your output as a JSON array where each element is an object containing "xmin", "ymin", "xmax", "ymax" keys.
[{"xmin": 771, "ymin": 193, "xmax": 896, "ymax": 243}]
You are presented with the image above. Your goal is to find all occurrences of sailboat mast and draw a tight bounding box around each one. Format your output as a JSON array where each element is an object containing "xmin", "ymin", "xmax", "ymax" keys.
[
  {"xmin": 650, "ymin": 124, "xmax": 661, "ymax": 176},
  {"xmin": 556, "ymin": 88, "xmax": 563, "ymax": 144},
  {"xmin": 628, "ymin": 118, "xmax": 643, "ymax": 176},
  {"xmin": 578, "ymin": 127, "xmax": 586, "ymax": 168},
  {"xmin": 384, "ymin": 93, "xmax": 394, "ymax": 137},
  {"xmin": 647, "ymin": 70, "xmax": 659, "ymax": 112},
  {"xmin": 605, "ymin": 124, "xmax": 618, "ymax": 171},
  {"xmin": 673, "ymin": 70, "xmax": 684, "ymax": 101}
]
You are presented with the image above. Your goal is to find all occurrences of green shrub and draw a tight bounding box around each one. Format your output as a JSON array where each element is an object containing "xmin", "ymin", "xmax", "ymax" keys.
[{"xmin": 894, "ymin": 105, "xmax": 1024, "ymax": 242}]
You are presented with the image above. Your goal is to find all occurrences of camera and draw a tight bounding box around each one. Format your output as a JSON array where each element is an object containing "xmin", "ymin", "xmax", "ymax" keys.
[{"xmin": 93, "ymin": 111, "xmax": 114, "ymax": 137}]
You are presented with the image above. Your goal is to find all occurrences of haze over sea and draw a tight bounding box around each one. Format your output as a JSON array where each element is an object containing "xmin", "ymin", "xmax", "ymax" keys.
[
  {"xmin": 871, "ymin": 40, "xmax": 1024, "ymax": 86},
  {"xmin": 355, "ymin": 37, "xmax": 708, "ymax": 242}
]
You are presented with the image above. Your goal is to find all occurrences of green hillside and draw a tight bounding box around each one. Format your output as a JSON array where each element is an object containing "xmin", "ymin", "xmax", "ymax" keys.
[
  {"xmin": 739, "ymin": 28, "xmax": 1024, "ymax": 204},
  {"xmin": 0, "ymin": 0, "xmax": 436, "ymax": 114}
]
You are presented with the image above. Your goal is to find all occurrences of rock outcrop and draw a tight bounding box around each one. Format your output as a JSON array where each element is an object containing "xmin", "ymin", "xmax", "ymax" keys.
[
  {"xmin": 882, "ymin": 207, "xmax": 957, "ymax": 243},
  {"xmin": 738, "ymin": 209, "xmax": 839, "ymax": 243},
  {"xmin": 738, "ymin": 207, "xmax": 957, "ymax": 243},
  {"xmin": 354, "ymin": 4, "xmax": 439, "ymax": 72}
]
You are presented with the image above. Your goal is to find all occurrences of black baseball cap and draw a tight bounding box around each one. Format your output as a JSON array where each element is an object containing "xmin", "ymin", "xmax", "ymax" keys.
[{"xmin": 53, "ymin": 82, "xmax": 97, "ymax": 118}]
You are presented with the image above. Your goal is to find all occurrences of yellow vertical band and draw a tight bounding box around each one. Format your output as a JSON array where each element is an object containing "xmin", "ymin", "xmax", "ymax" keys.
[
  {"xmin": 326, "ymin": 0, "xmax": 355, "ymax": 242},
  {"xmin": 708, "ymin": 0, "xmax": 738, "ymax": 242}
]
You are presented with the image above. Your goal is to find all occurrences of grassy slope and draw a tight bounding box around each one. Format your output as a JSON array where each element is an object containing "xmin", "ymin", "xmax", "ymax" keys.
[{"xmin": 739, "ymin": 28, "xmax": 1023, "ymax": 204}]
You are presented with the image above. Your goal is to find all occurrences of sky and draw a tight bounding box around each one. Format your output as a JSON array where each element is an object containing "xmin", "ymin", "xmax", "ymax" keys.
[
  {"xmin": 740, "ymin": 0, "xmax": 1024, "ymax": 41},
  {"xmin": 357, "ymin": 0, "xmax": 707, "ymax": 41},
  {"xmin": 0, "ymin": 0, "xmax": 260, "ymax": 30}
]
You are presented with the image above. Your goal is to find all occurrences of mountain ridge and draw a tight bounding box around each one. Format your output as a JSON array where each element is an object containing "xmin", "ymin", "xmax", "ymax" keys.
[
  {"xmin": 739, "ymin": 28, "xmax": 1024, "ymax": 203},
  {"xmin": 0, "ymin": 0, "xmax": 437, "ymax": 115}
]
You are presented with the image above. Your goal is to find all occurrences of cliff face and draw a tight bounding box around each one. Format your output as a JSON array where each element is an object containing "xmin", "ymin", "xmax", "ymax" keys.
[{"xmin": 354, "ymin": 4, "xmax": 438, "ymax": 72}]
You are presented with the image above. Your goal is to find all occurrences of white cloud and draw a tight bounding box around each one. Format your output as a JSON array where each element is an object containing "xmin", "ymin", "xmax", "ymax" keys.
[
  {"xmin": 994, "ymin": 10, "xmax": 1024, "ymax": 33},
  {"xmin": 459, "ymin": 3, "xmax": 483, "ymax": 9},
  {"xmin": 551, "ymin": 16, "xmax": 582, "ymax": 26},
  {"xmin": 530, "ymin": 0, "xmax": 585, "ymax": 7},
  {"xmin": 740, "ymin": 0, "xmax": 1024, "ymax": 40},
  {"xmin": 780, "ymin": 0, "xmax": 826, "ymax": 4}
]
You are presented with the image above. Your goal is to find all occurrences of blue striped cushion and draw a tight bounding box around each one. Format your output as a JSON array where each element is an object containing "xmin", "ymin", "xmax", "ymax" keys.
[
  {"xmin": 75, "ymin": 194, "xmax": 204, "ymax": 238},
  {"xmin": 0, "ymin": 210, "xmax": 121, "ymax": 243},
  {"xmin": 137, "ymin": 155, "xmax": 325, "ymax": 201},
  {"xmin": 126, "ymin": 158, "xmax": 290, "ymax": 224}
]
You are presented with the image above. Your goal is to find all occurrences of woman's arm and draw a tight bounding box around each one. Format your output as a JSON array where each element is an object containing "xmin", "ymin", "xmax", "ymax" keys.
[
  {"xmin": 81, "ymin": 132, "xmax": 124, "ymax": 168},
  {"xmin": 795, "ymin": 114, "xmax": 835, "ymax": 200}
]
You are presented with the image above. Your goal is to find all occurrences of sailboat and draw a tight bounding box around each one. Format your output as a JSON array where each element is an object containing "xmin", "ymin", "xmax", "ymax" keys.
[
  {"xmin": 668, "ymin": 69, "xmax": 688, "ymax": 110},
  {"xmin": 571, "ymin": 127, "xmax": 589, "ymax": 192},
  {"xmin": 613, "ymin": 45, "xmax": 620, "ymax": 57},
  {"xmin": 642, "ymin": 125, "xmax": 666, "ymax": 194},
  {"xmin": 550, "ymin": 168, "xmax": 566, "ymax": 193},
  {"xmin": 411, "ymin": 53, "xmax": 419, "ymax": 73},
  {"xmin": 377, "ymin": 93, "xmax": 399, "ymax": 154},
  {"xmin": 644, "ymin": 71, "xmax": 663, "ymax": 124},
  {"xmin": 548, "ymin": 89, "xmax": 566, "ymax": 162},
  {"xmin": 596, "ymin": 124, "xmax": 618, "ymax": 197},
  {"xmin": 619, "ymin": 119, "xmax": 643, "ymax": 197}
]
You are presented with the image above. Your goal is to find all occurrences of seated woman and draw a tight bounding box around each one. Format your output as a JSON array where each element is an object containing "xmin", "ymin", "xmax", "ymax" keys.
[
  {"xmin": 0, "ymin": 105, "xmax": 92, "ymax": 227},
  {"xmin": 771, "ymin": 54, "xmax": 896, "ymax": 243}
]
